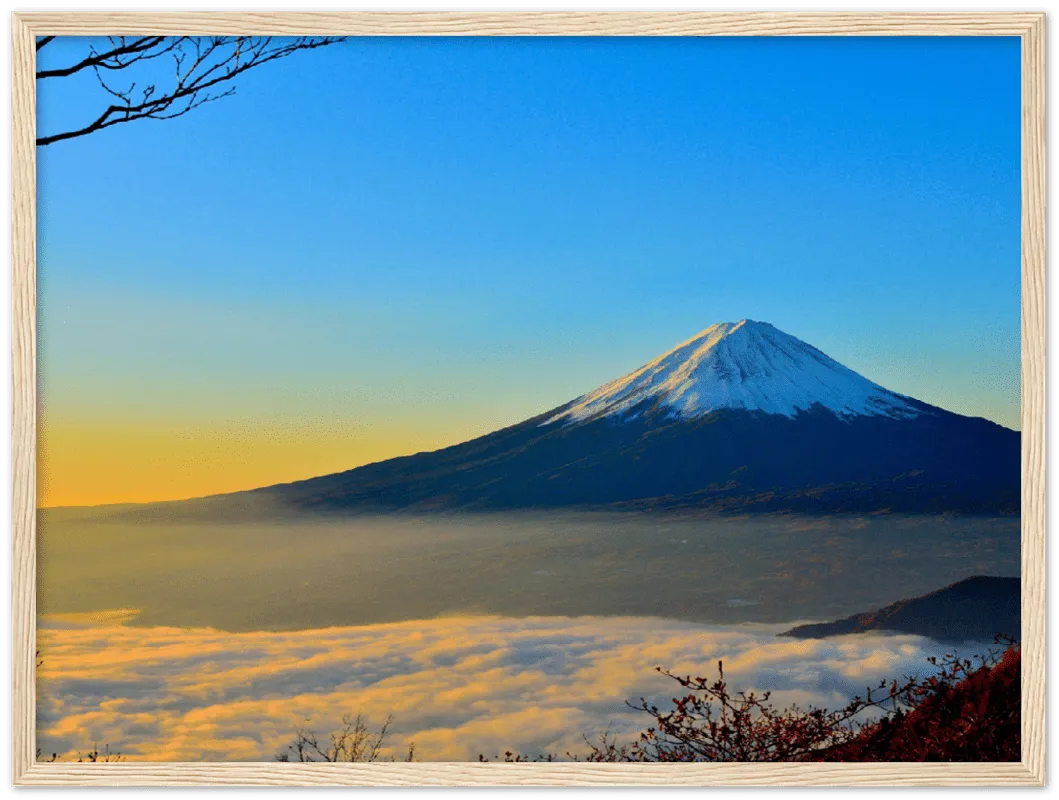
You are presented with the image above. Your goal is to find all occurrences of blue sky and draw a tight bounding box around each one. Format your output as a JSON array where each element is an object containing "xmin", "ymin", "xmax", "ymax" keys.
[{"xmin": 36, "ymin": 36, "xmax": 1022, "ymax": 503}]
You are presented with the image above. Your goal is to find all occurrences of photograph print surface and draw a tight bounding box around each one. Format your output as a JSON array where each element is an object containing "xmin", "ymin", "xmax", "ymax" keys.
[{"xmin": 34, "ymin": 33, "xmax": 1022, "ymax": 764}]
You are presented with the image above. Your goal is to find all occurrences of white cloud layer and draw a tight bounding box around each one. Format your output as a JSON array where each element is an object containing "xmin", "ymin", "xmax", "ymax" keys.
[{"xmin": 37, "ymin": 614, "xmax": 962, "ymax": 761}]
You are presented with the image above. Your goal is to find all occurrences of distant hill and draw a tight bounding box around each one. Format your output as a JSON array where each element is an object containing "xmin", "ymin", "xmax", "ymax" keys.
[{"xmin": 780, "ymin": 576, "xmax": 1020, "ymax": 642}]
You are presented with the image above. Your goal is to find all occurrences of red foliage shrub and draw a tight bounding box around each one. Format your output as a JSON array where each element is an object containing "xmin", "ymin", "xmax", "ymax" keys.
[
  {"xmin": 488, "ymin": 639, "xmax": 1020, "ymax": 763},
  {"xmin": 813, "ymin": 646, "xmax": 1020, "ymax": 761}
]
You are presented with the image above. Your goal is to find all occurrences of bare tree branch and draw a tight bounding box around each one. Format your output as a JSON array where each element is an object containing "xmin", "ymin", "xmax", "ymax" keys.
[
  {"xmin": 36, "ymin": 36, "xmax": 171, "ymax": 80},
  {"xmin": 277, "ymin": 713, "xmax": 414, "ymax": 763},
  {"xmin": 36, "ymin": 36, "xmax": 344, "ymax": 146}
]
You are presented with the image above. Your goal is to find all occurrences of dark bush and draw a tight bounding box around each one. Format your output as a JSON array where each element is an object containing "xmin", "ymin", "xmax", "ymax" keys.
[{"xmin": 489, "ymin": 638, "xmax": 1020, "ymax": 763}]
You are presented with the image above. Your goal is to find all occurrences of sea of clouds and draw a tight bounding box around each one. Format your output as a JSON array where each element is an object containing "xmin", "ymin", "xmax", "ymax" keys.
[{"xmin": 36, "ymin": 613, "xmax": 970, "ymax": 762}]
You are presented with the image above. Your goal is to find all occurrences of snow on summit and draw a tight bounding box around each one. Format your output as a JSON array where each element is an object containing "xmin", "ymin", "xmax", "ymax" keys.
[{"xmin": 547, "ymin": 320, "xmax": 924, "ymax": 424}]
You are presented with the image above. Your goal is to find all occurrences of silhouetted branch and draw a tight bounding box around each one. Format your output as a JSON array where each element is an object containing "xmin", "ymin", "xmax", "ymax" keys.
[
  {"xmin": 277, "ymin": 713, "xmax": 415, "ymax": 763},
  {"xmin": 37, "ymin": 36, "xmax": 344, "ymax": 146},
  {"xmin": 36, "ymin": 36, "xmax": 171, "ymax": 80}
]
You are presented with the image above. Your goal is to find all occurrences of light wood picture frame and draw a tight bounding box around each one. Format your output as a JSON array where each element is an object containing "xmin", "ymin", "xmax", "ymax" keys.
[{"xmin": 11, "ymin": 11, "xmax": 1045, "ymax": 786}]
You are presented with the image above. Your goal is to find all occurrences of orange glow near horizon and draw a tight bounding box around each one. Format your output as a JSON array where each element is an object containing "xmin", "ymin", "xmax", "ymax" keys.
[{"xmin": 36, "ymin": 418, "xmax": 488, "ymax": 508}]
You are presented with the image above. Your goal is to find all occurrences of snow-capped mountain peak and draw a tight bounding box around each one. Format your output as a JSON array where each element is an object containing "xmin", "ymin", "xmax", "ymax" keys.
[{"xmin": 546, "ymin": 320, "xmax": 923, "ymax": 425}]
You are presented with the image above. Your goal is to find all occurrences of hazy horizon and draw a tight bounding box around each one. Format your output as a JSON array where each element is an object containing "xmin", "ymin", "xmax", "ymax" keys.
[{"xmin": 39, "ymin": 510, "xmax": 1019, "ymax": 632}]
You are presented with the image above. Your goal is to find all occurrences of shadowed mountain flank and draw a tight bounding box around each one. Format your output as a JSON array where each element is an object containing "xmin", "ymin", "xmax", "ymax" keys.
[
  {"xmin": 780, "ymin": 576, "xmax": 1020, "ymax": 642},
  {"xmin": 101, "ymin": 321, "xmax": 1021, "ymax": 520}
]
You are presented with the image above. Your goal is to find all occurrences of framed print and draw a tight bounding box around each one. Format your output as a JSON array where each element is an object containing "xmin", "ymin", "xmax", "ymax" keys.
[{"xmin": 11, "ymin": 11, "xmax": 1045, "ymax": 787}]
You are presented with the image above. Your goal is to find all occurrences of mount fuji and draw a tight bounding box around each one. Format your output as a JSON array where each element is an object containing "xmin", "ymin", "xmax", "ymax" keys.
[
  {"xmin": 545, "ymin": 320, "xmax": 923, "ymax": 424},
  {"xmin": 201, "ymin": 320, "xmax": 1022, "ymax": 516}
]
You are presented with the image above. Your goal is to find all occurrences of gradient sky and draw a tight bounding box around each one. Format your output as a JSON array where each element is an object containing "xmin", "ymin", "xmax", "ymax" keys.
[{"xmin": 36, "ymin": 36, "xmax": 1022, "ymax": 507}]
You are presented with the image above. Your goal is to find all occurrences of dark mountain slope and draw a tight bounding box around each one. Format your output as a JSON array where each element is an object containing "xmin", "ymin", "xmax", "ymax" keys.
[
  {"xmin": 97, "ymin": 320, "xmax": 1021, "ymax": 519},
  {"xmin": 240, "ymin": 400, "xmax": 1018, "ymax": 515},
  {"xmin": 780, "ymin": 576, "xmax": 1020, "ymax": 642}
]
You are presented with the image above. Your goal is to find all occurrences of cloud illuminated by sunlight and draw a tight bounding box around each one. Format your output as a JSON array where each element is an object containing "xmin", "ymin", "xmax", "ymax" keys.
[{"xmin": 36, "ymin": 614, "xmax": 967, "ymax": 762}]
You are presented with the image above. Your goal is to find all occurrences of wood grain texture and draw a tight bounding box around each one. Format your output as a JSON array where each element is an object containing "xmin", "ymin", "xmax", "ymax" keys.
[
  {"xmin": 12, "ymin": 11, "xmax": 1046, "ymax": 37},
  {"xmin": 1019, "ymin": 14, "xmax": 1047, "ymax": 788},
  {"xmin": 8, "ymin": 761, "xmax": 1050, "ymax": 787},
  {"xmin": 10, "ymin": 12, "xmax": 37, "ymax": 788},
  {"xmin": 10, "ymin": 11, "xmax": 1046, "ymax": 787}
]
